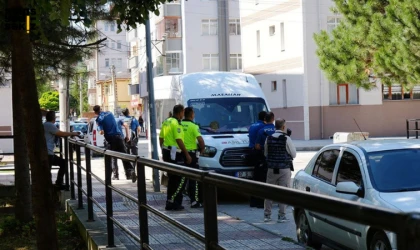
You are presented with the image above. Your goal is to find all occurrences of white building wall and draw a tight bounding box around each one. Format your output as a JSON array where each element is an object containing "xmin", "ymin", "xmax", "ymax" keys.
[
  {"xmin": 0, "ymin": 84, "xmax": 13, "ymax": 152},
  {"xmin": 240, "ymin": 0, "xmax": 305, "ymax": 109}
]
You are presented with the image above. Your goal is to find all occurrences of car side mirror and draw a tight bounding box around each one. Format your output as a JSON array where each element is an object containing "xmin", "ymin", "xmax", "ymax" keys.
[{"xmin": 336, "ymin": 182, "xmax": 364, "ymax": 197}]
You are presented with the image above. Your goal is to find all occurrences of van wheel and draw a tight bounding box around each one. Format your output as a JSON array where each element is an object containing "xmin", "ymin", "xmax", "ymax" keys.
[
  {"xmin": 369, "ymin": 231, "xmax": 391, "ymax": 250},
  {"xmin": 296, "ymin": 209, "xmax": 322, "ymax": 250}
]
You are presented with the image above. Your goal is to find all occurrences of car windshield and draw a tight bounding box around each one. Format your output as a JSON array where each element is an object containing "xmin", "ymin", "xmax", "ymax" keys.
[
  {"xmin": 367, "ymin": 149, "xmax": 420, "ymax": 192},
  {"xmin": 187, "ymin": 97, "xmax": 268, "ymax": 135}
]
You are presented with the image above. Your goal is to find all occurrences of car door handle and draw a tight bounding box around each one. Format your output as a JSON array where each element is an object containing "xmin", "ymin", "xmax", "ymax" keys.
[{"xmin": 305, "ymin": 186, "xmax": 311, "ymax": 192}]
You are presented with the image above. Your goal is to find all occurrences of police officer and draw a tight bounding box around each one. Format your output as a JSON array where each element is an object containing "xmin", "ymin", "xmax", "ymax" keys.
[
  {"xmin": 160, "ymin": 104, "xmax": 192, "ymax": 211},
  {"xmin": 250, "ymin": 112, "xmax": 276, "ymax": 208},
  {"xmin": 181, "ymin": 107, "xmax": 205, "ymax": 208},
  {"xmin": 93, "ymin": 105, "xmax": 137, "ymax": 183},
  {"xmin": 263, "ymin": 119, "xmax": 296, "ymax": 223},
  {"xmin": 121, "ymin": 108, "xmax": 141, "ymax": 155},
  {"xmin": 248, "ymin": 111, "xmax": 267, "ymax": 207}
]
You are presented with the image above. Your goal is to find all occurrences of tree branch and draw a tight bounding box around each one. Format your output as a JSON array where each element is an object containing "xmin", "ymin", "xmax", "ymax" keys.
[{"xmin": 54, "ymin": 38, "xmax": 107, "ymax": 48}]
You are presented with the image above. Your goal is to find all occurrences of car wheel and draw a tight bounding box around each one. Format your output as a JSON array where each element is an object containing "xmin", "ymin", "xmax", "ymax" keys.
[
  {"xmin": 296, "ymin": 209, "xmax": 322, "ymax": 250},
  {"xmin": 369, "ymin": 231, "xmax": 391, "ymax": 250}
]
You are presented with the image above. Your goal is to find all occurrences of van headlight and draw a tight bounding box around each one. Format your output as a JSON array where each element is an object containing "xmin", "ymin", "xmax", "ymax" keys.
[{"xmin": 201, "ymin": 146, "xmax": 217, "ymax": 158}]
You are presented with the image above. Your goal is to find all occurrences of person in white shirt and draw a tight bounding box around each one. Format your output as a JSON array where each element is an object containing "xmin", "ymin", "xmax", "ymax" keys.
[{"xmin": 263, "ymin": 119, "xmax": 296, "ymax": 223}]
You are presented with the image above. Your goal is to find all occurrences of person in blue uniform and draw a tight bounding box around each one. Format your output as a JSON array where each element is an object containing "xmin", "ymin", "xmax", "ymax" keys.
[
  {"xmin": 93, "ymin": 105, "xmax": 137, "ymax": 183},
  {"xmin": 248, "ymin": 111, "xmax": 267, "ymax": 207}
]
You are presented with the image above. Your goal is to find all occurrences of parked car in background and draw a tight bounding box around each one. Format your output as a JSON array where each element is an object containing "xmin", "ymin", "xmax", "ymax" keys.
[
  {"xmin": 87, "ymin": 117, "xmax": 125, "ymax": 152},
  {"xmin": 70, "ymin": 122, "xmax": 88, "ymax": 140},
  {"xmin": 292, "ymin": 139, "xmax": 420, "ymax": 250},
  {"xmin": 77, "ymin": 117, "xmax": 89, "ymax": 123}
]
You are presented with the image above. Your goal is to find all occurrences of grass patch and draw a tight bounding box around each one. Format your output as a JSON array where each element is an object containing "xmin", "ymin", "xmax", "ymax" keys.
[
  {"xmin": 282, "ymin": 236, "xmax": 295, "ymax": 242},
  {"xmin": 0, "ymin": 211, "xmax": 86, "ymax": 250}
]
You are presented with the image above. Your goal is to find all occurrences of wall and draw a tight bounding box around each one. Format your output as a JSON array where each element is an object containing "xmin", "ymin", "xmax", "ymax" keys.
[{"xmin": 0, "ymin": 85, "xmax": 13, "ymax": 153}]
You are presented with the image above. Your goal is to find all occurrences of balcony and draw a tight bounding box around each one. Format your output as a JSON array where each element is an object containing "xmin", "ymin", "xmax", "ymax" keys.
[
  {"xmin": 155, "ymin": 3, "xmax": 181, "ymax": 22},
  {"xmin": 129, "ymin": 56, "xmax": 138, "ymax": 69}
]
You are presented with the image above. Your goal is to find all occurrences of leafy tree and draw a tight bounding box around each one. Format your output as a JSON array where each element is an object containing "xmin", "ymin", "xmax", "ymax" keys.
[
  {"xmin": 5, "ymin": 0, "xmax": 170, "ymax": 249},
  {"xmin": 314, "ymin": 0, "xmax": 420, "ymax": 89},
  {"xmin": 38, "ymin": 91, "xmax": 59, "ymax": 111}
]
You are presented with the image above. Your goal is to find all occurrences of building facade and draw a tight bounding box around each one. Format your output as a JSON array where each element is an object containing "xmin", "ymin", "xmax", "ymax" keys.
[
  {"xmin": 240, "ymin": 0, "xmax": 420, "ymax": 140},
  {"xmin": 86, "ymin": 20, "xmax": 131, "ymax": 115},
  {"xmin": 0, "ymin": 80, "xmax": 13, "ymax": 153},
  {"xmin": 126, "ymin": 0, "xmax": 243, "ymax": 121}
]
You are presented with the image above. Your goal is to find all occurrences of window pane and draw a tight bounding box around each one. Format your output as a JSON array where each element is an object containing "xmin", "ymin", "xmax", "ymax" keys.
[
  {"xmin": 313, "ymin": 149, "xmax": 340, "ymax": 183},
  {"xmin": 413, "ymin": 86, "xmax": 420, "ymax": 99},
  {"xmin": 210, "ymin": 20, "xmax": 218, "ymax": 35},
  {"xmin": 237, "ymin": 22, "xmax": 241, "ymax": 35},
  {"xmin": 338, "ymin": 85, "xmax": 347, "ymax": 104},
  {"xmin": 117, "ymin": 41, "xmax": 121, "ymax": 49},
  {"xmin": 336, "ymin": 152, "xmax": 362, "ymax": 186},
  {"xmin": 211, "ymin": 56, "xmax": 218, "ymax": 70},
  {"xmin": 203, "ymin": 58, "xmax": 210, "ymax": 70},
  {"xmin": 391, "ymin": 85, "xmax": 402, "ymax": 100},
  {"xmin": 238, "ymin": 57, "xmax": 242, "ymax": 69},
  {"xmin": 202, "ymin": 21, "xmax": 209, "ymax": 35},
  {"xmin": 229, "ymin": 23, "xmax": 237, "ymax": 35},
  {"xmin": 348, "ymin": 84, "xmax": 358, "ymax": 104},
  {"xmin": 230, "ymin": 57, "xmax": 237, "ymax": 70}
]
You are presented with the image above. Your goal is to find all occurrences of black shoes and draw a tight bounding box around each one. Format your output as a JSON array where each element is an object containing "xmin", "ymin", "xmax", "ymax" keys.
[
  {"xmin": 54, "ymin": 183, "xmax": 66, "ymax": 190},
  {"xmin": 112, "ymin": 176, "xmax": 119, "ymax": 180},
  {"xmin": 125, "ymin": 172, "xmax": 137, "ymax": 183},
  {"xmin": 165, "ymin": 201, "xmax": 184, "ymax": 211},
  {"xmin": 191, "ymin": 201, "xmax": 203, "ymax": 208}
]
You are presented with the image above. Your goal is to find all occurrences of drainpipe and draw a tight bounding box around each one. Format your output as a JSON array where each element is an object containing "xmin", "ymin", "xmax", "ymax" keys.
[
  {"xmin": 317, "ymin": 0, "xmax": 324, "ymax": 139},
  {"xmin": 217, "ymin": 0, "xmax": 230, "ymax": 71}
]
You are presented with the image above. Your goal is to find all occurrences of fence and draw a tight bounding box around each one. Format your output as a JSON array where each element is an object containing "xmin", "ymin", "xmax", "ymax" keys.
[
  {"xmin": 406, "ymin": 119, "xmax": 420, "ymax": 139},
  {"xmin": 0, "ymin": 136, "xmax": 68, "ymax": 188},
  {"xmin": 67, "ymin": 138, "xmax": 420, "ymax": 250}
]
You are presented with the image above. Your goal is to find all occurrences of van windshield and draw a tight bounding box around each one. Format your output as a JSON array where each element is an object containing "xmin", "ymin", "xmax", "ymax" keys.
[{"xmin": 187, "ymin": 97, "xmax": 268, "ymax": 135}]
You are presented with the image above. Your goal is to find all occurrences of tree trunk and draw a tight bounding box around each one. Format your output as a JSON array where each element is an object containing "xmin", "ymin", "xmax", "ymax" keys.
[
  {"xmin": 9, "ymin": 0, "xmax": 59, "ymax": 249},
  {"xmin": 12, "ymin": 84, "xmax": 32, "ymax": 223}
]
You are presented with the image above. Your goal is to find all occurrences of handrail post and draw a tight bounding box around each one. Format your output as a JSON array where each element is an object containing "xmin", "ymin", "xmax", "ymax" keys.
[
  {"xmin": 85, "ymin": 146, "xmax": 94, "ymax": 221},
  {"xmin": 136, "ymin": 159, "xmax": 149, "ymax": 249},
  {"xmin": 406, "ymin": 119, "xmax": 409, "ymax": 139},
  {"xmin": 69, "ymin": 141, "xmax": 75, "ymax": 200},
  {"xmin": 104, "ymin": 154, "xmax": 115, "ymax": 247},
  {"xmin": 397, "ymin": 213, "xmax": 420, "ymax": 250},
  {"xmin": 76, "ymin": 145, "xmax": 83, "ymax": 209},
  {"xmin": 202, "ymin": 176, "xmax": 219, "ymax": 250},
  {"xmin": 416, "ymin": 121, "xmax": 419, "ymax": 139},
  {"xmin": 64, "ymin": 137, "xmax": 69, "ymax": 191}
]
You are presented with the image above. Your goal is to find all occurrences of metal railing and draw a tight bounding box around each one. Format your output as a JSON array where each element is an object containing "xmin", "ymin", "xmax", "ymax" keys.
[
  {"xmin": 0, "ymin": 136, "xmax": 68, "ymax": 189},
  {"xmin": 68, "ymin": 138, "xmax": 420, "ymax": 250},
  {"xmin": 406, "ymin": 119, "xmax": 420, "ymax": 139}
]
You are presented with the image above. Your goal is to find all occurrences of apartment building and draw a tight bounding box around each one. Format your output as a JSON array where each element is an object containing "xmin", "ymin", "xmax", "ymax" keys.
[
  {"xmin": 85, "ymin": 20, "xmax": 131, "ymax": 114},
  {"xmin": 0, "ymin": 78, "xmax": 13, "ymax": 153},
  {"xmin": 240, "ymin": 0, "xmax": 420, "ymax": 140},
  {"xmin": 126, "ymin": 0, "xmax": 242, "ymax": 120}
]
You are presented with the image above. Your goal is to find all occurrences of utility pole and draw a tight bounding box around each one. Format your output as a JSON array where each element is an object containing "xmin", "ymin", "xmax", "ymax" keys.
[
  {"xmin": 79, "ymin": 76, "xmax": 83, "ymax": 117},
  {"xmin": 146, "ymin": 19, "xmax": 160, "ymax": 192},
  {"xmin": 110, "ymin": 65, "xmax": 118, "ymax": 115},
  {"xmin": 217, "ymin": 0, "xmax": 230, "ymax": 71}
]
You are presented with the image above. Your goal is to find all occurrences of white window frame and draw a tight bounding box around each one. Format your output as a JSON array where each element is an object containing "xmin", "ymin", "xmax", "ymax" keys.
[
  {"xmin": 229, "ymin": 19, "xmax": 241, "ymax": 35},
  {"xmin": 202, "ymin": 54, "xmax": 219, "ymax": 71},
  {"xmin": 166, "ymin": 52, "xmax": 182, "ymax": 73},
  {"xmin": 269, "ymin": 25, "xmax": 275, "ymax": 36},
  {"xmin": 117, "ymin": 40, "xmax": 121, "ymax": 49},
  {"xmin": 280, "ymin": 22, "xmax": 285, "ymax": 51},
  {"xmin": 327, "ymin": 17, "xmax": 342, "ymax": 32},
  {"xmin": 202, "ymin": 19, "xmax": 218, "ymax": 35},
  {"xmin": 110, "ymin": 22, "xmax": 115, "ymax": 32},
  {"xmin": 116, "ymin": 58, "xmax": 122, "ymax": 68},
  {"xmin": 256, "ymin": 30, "xmax": 261, "ymax": 57},
  {"xmin": 111, "ymin": 58, "xmax": 116, "ymax": 66},
  {"xmin": 271, "ymin": 81, "xmax": 277, "ymax": 92},
  {"xmin": 229, "ymin": 54, "xmax": 242, "ymax": 70},
  {"xmin": 105, "ymin": 58, "xmax": 109, "ymax": 67}
]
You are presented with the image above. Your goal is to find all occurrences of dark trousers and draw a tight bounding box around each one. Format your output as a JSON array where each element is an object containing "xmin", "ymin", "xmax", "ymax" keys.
[
  {"xmin": 49, "ymin": 155, "xmax": 65, "ymax": 185},
  {"xmin": 163, "ymin": 148, "xmax": 187, "ymax": 206},
  {"xmin": 186, "ymin": 151, "xmax": 202, "ymax": 203},
  {"xmin": 107, "ymin": 135, "xmax": 135, "ymax": 179},
  {"xmin": 125, "ymin": 141, "xmax": 138, "ymax": 156},
  {"xmin": 250, "ymin": 150, "xmax": 267, "ymax": 208}
]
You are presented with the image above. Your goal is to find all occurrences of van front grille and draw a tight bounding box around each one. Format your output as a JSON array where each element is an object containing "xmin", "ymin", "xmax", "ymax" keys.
[{"xmin": 219, "ymin": 147, "xmax": 254, "ymax": 167}]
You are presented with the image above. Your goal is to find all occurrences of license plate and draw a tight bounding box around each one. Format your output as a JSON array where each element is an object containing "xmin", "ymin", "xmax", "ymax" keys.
[{"xmin": 235, "ymin": 171, "xmax": 253, "ymax": 179}]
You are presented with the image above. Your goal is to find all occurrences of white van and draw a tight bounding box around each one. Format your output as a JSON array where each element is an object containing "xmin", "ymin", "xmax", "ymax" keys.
[{"xmin": 148, "ymin": 72, "xmax": 270, "ymax": 179}]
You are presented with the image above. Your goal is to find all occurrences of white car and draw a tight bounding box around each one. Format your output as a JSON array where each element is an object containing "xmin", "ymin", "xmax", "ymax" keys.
[{"xmin": 292, "ymin": 139, "xmax": 420, "ymax": 250}]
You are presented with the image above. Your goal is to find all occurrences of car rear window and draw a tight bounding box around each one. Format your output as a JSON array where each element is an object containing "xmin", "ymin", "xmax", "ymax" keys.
[
  {"xmin": 367, "ymin": 149, "xmax": 420, "ymax": 192},
  {"xmin": 312, "ymin": 149, "xmax": 340, "ymax": 183}
]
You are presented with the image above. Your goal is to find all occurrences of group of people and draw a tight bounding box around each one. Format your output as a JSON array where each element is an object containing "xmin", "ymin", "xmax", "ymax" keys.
[
  {"xmin": 159, "ymin": 105, "xmax": 205, "ymax": 210},
  {"xmin": 248, "ymin": 111, "xmax": 296, "ymax": 223},
  {"xmin": 44, "ymin": 106, "xmax": 146, "ymax": 189}
]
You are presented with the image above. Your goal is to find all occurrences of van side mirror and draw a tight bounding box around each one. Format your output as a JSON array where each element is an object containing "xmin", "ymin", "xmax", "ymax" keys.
[{"xmin": 336, "ymin": 182, "xmax": 364, "ymax": 197}]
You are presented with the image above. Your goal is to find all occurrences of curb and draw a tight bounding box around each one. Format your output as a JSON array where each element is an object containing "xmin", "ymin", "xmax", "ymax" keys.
[{"xmin": 66, "ymin": 200, "xmax": 127, "ymax": 250}]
